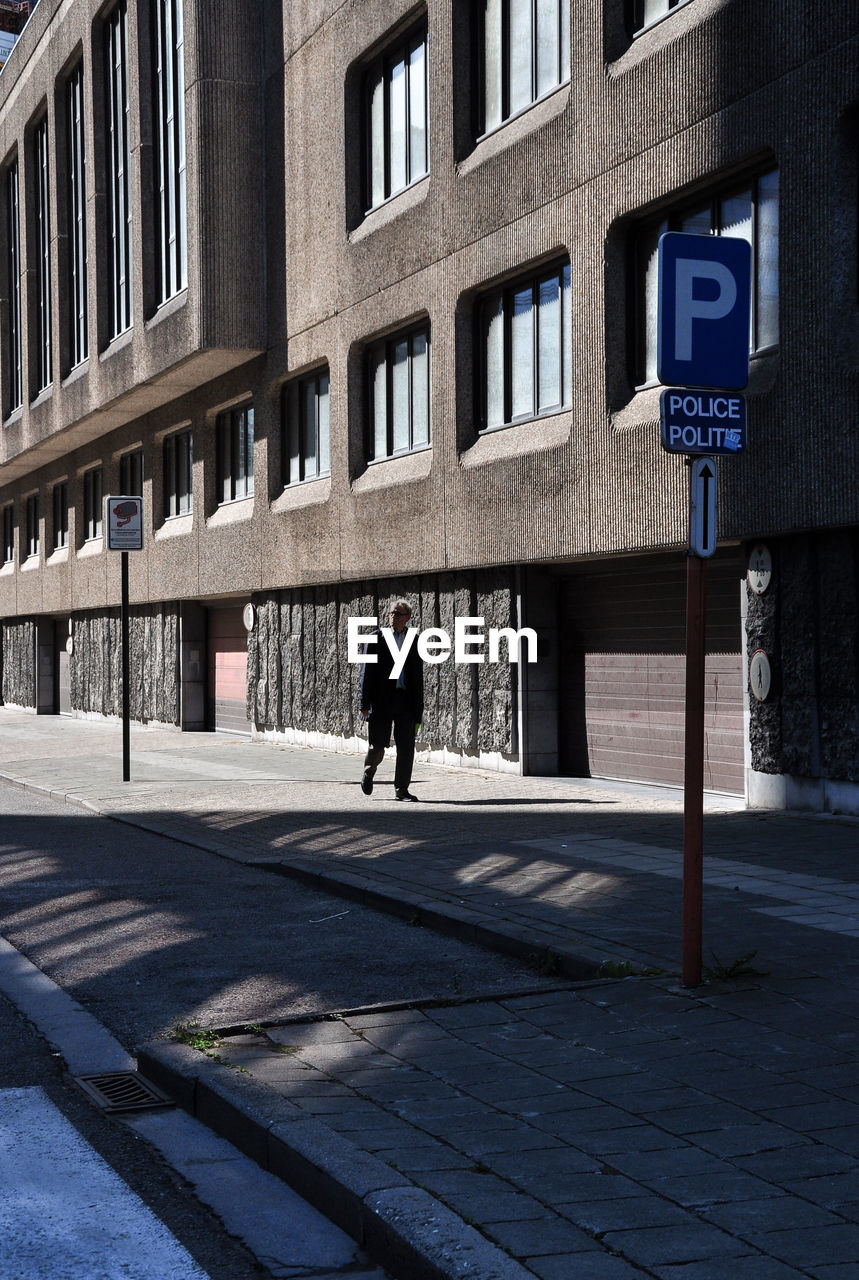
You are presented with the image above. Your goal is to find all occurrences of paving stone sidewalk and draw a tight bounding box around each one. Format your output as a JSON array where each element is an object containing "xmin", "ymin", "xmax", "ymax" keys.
[{"xmin": 2, "ymin": 709, "xmax": 859, "ymax": 1277}]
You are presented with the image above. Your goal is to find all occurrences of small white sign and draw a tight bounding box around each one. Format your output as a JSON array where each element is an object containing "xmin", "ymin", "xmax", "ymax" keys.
[
  {"xmin": 748, "ymin": 544, "xmax": 772, "ymax": 595},
  {"xmin": 749, "ymin": 650, "xmax": 772, "ymax": 702},
  {"xmin": 106, "ymin": 495, "xmax": 144, "ymax": 551}
]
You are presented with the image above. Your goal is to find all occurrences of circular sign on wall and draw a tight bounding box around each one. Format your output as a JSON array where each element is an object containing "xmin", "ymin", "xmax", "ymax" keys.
[
  {"xmin": 747, "ymin": 544, "xmax": 772, "ymax": 595},
  {"xmin": 242, "ymin": 603, "xmax": 255, "ymax": 633},
  {"xmin": 749, "ymin": 649, "xmax": 772, "ymax": 702}
]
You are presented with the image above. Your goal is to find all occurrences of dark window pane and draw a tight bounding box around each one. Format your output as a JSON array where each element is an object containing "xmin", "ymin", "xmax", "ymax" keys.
[
  {"xmin": 318, "ymin": 376, "xmax": 330, "ymax": 474},
  {"xmin": 480, "ymin": 260, "xmax": 572, "ymax": 430},
  {"xmin": 756, "ymin": 170, "xmax": 779, "ymax": 349},
  {"xmin": 368, "ymin": 327, "xmax": 430, "ymax": 460},
  {"xmin": 508, "ymin": 0, "xmax": 532, "ymax": 117},
  {"xmin": 634, "ymin": 170, "xmax": 779, "ymax": 385},
  {"xmin": 510, "ymin": 286, "xmax": 535, "ymax": 419},
  {"xmin": 106, "ymin": 1, "xmax": 132, "ymax": 337},
  {"xmin": 484, "ymin": 294, "xmax": 505, "ymax": 429},
  {"xmin": 303, "ymin": 382, "xmax": 317, "ymax": 477},
  {"xmin": 365, "ymin": 25, "xmax": 428, "ymax": 209},
  {"xmin": 537, "ymin": 274, "xmax": 561, "ymax": 411},
  {"xmin": 6, "ymin": 163, "xmax": 22, "ymax": 412},
  {"xmin": 481, "ymin": 0, "xmax": 569, "ymax": 134},
  {"xmin": 155, "ymin": 0, "xmax": 187, "ymax": 303}
]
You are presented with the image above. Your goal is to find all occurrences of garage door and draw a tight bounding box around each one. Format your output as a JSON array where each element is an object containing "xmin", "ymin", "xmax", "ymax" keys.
[
  {"xmin": 559, "ymin": 553, "xmax": 744, "ymax": 794},
  {"xmin": 207, "ymin": 606, "xmax": 251, "ymax": 734}
]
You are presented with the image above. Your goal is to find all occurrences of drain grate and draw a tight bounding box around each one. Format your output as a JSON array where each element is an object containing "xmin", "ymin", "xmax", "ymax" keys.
[{"xmin": 74, "ymin": 1071, "xmax": 174, "ymax": 1114}]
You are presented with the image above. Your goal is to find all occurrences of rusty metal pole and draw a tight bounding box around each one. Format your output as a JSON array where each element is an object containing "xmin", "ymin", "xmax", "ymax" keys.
[{"xmin": 682, "ymin": 549, "xmax": 706, "ymax": 986}]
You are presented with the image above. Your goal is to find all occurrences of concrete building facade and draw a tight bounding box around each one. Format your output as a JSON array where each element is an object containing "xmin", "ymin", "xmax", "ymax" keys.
[{"xmin": 0, "ymin": 0, "xmax": 857, "ymax": 811}]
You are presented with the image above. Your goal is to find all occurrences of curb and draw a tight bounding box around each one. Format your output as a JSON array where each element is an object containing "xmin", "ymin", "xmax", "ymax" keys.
[
  {"xmin": 247, "ymin": 855, "xmax": 613, "ymax": 980},
  {"xmin": 138, "ymin": 1040, "xmax": 535, "ymax": 1280}
]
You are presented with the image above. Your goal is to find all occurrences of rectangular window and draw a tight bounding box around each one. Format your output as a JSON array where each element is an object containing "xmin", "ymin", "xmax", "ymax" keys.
[
  {"xmin": 35, "ymin": 117, "xmax": 52, "ymax": 392},
  {"xmin": 119, "ymin": 448, "xmax": 143, "ymax": 496},
  {"xmin": 6, "ymin": 162, "xmax": 22, "ymax": 413},
  {"xmin": 478, "ymin": 0, "xmax": 570, "ymax": 136},
  {"xmin": 163, "ymin": 429, "xmax": 192, "ymax": 518},
  {"xmin": 366, "ymin": 25, "xmax": 428, "ymax": 210},
  {"xmin": 367, "ymin": 325, "xmax": 430, "ymax": 460},
  {"xmin": 2, "ymin": 504, "xmax": 13, "ymax": 564},
  {"xmin": 154, "ymin": 0, "xmax": 187, "ymax": 304},
  {"xmin": 634, "ymin": 168, "xmax": 779, "ymax": 386},
  {"xmin": 83, "ymin": 468, "xmax": 104, "ymax": 541},
  {"xmin": 25, "ymin": 494, "xmax": 39, "ymax": 559},
  {"xmin": 479, "ymin": 260, "xmax": 571, "ymax": 429},
  {"xmin": 52, "ymin": 483, "xmax": 69, "ymax": 550},
  {"xmin": 216, "ymin": 404, "xmax": 254, "ymax": 504},
  {"xmin": 282, "ymin": 370, "xmax": 330, "ymax": 486},
  {"xmin": 106, "ymin": 0, "xmax": 133, "ymax": 338},
  {"xmin": 67, "ymin": 63, "xmax": 89, "ymax": 370},
  {"xmin": 631, "ymin": 0, "xmax": 690, "ymax": 35}
]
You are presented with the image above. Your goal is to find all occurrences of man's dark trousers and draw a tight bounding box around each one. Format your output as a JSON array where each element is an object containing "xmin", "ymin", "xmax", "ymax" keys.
[{"xmin": 365, "ymin": 689, "xmax": 415, "ymax": 792}]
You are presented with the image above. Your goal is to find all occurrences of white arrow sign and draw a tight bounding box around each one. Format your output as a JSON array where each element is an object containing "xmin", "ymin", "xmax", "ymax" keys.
[{"xmin": 689, "ymin": 457, "xmax": 717, "ymax": 558}]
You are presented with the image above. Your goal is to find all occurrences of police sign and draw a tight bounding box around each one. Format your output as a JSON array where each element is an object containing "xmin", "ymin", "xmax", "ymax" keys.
[
  {"xmin": 657, "ymin": 232, "xmax": 752, "ymax": 390},
  {"xmin": 660, "ymin": 388, "xmax": 746, "ymax": 455}
]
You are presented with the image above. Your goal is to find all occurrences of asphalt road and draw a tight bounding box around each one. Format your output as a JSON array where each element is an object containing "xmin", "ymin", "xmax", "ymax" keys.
[{"xmin": 0, "ymin": 778, "xmax": 555, "ymax": 1048}]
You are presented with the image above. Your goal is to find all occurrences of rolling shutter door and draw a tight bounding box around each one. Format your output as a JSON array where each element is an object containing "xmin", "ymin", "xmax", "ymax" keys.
[{"xmin": 559, "ymin": 553, "xmax": 743, "ymax": 794}]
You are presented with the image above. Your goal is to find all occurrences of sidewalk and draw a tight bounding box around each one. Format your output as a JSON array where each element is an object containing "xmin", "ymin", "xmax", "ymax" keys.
[{"xmin": 2, "ymin": 708, "xmax": 859, "ymax": 1278}]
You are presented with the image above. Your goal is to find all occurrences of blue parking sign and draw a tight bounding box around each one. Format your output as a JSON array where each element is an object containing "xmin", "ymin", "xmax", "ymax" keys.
[{"xmin": 657, "ymin": 232, "xmax": 752, "ymax": 390}]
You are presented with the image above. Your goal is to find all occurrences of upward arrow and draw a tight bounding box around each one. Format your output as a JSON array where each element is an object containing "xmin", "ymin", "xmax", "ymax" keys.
[{"xmin": 699, "ymin": 460, "xmax": 715, "ymax": 552}]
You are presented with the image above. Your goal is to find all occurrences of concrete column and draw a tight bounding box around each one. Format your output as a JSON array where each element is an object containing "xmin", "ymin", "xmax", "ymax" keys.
[
  {"xmin": 520, "ymin": 567, "xmax": 559, "ymax": 776},
  {"xmin": 35, "ymin": 619, "xmax": 55, "ymax": 714},
  {"xmin": 179, "ymin": 602, "xmax": 207, "ymax": 731}
]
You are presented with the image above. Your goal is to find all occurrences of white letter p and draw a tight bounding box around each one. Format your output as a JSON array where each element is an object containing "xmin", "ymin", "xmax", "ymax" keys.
[{"xmin": 674, "ymin": 258, "xmax": 737, "ymax": 362}]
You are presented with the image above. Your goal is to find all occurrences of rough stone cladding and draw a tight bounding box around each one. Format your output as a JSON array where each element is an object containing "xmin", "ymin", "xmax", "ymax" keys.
[
  {"xmin": 69, "ymin": 604, "xmax": 179, "ymax": 723},
  {"xmin": 247, "ymin": 569, "xmax": 518, "ymax": 755},
  {"xmin": 746, "ymin": 532, "xmax": 859, "ymax": 784},
  {"xmin": 0, "ymin": 616, "xmax": 35, "ymax": 706}
]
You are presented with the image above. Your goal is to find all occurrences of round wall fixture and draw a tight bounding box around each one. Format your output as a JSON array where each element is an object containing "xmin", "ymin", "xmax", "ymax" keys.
[
  {"xmin": 747, "ymin": 544, "xmax": 772, "ymax": 594},
  {"xmin": 749, "ymin": 649, "xmax": 772, "ymax": 701},
  {"xmin": 242, "ymin": 603, "xmax": 255, "ymax": 632},
  {"xmin": 65, "ymin": 636, "xmax": 74, "ymax": 656}
]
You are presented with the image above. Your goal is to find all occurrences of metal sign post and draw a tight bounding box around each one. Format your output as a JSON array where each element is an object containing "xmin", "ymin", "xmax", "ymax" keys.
[
  {"xmin": 657, "ymin": 232, "xmax": 751, "ymax": 987},
  {"xmin": 120, "ymin": 550, "xmax": 131, "ymax": 782},
  {"xmin": 106, "ymin": 496, "xmax": 144, "ymax": 782},
  {"xmin": 682, "ymin": 545, "xmax": 706, "ymax": 987},
  {"xmin": 683, "ymin": 456, "xmax": 717, "ymax": 985}
]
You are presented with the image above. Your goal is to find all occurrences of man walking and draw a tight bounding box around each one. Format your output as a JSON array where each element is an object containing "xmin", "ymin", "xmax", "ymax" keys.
[{"xmin": 358, "ymin": 600, "xmax": 423, "ymax": 801}]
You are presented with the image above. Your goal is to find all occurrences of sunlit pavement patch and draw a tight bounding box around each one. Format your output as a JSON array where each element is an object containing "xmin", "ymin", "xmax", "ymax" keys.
[{"xmin": 0, "ymin": 1086, "xmax": 210, "ymax": 1280}]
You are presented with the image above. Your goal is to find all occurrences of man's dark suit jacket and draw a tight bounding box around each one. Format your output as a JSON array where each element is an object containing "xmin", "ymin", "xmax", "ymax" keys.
[{"xmin": 358, "ymin": 627, "xmax": 424, "ymax": 723}]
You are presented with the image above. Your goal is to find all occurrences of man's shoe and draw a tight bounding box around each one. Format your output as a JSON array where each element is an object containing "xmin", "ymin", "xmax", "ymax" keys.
[
  {"xmin": 395, "ymin": 789, "xmax": 418, "ymax": 801},
  {"xmin": 361, "ymin": 769, "xmax": 374, "ymax": 796}
]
